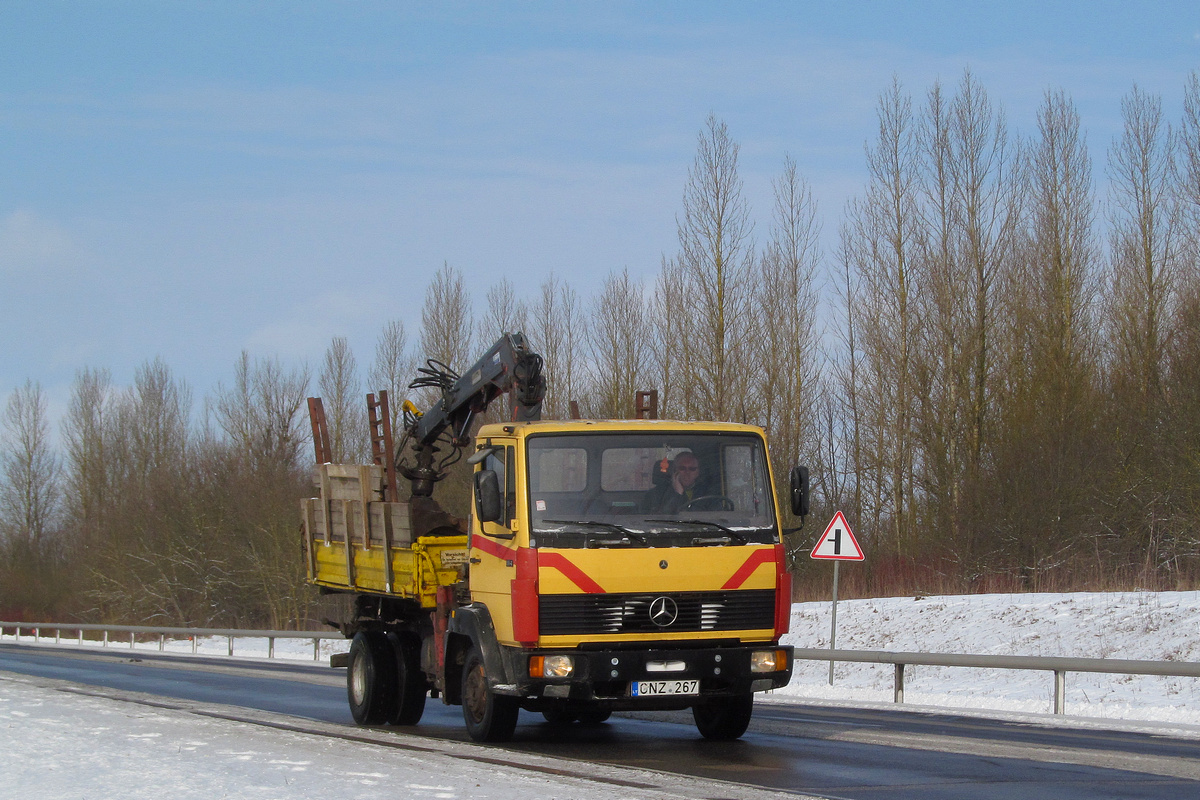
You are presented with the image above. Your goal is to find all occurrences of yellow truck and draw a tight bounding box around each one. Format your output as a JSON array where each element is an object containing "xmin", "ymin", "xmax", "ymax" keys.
[{"xmin": 304, "ymin": 333, "xmax": 809, "ymax": 742}]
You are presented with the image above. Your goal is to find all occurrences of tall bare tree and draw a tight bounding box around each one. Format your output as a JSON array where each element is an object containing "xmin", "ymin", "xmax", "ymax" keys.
[
  {"xmin": 652, "ymin": 254, "xmax": 692, "ymax": 419},
  {"xmin": 319, "ymin": 337, "xmax": 365, "ymax": 463},
  {"xmin": 61, "ymin": 367, "xmax": 114, "ymax": 551},
  {"xmin": 529, "ymin": 273, "xmax": 585, "ymax": 419},
  {"xmin": 420, "ymin": 261, "xmax": 474, "ymax": 372},
  {"xmin": 1, "ymin": 380, "xmax": 60, "ymax": 559},
  {"xmin": 989, "ymin": 89, "xmax": 1101, "ymax": 583},
  {"xmin": 755, "ymin": 155, "xmax": 822, "ymax": 519},
  {"xmin": 214, "ymin": 351, "xmax": 310, "ymax": 470},
  {"xmin": 588, "ymin": 269, "xmax": 653, "ymax": 419},
  {"xmin": 842, "ymin": 78, "xmax": 922, "ymax": 555},
  {"xmin": 368, "ymin": 319, "xmax": 417, "ymax": 440},
  {"xmin": 675, "ymin": 113, "xmax": 755, "ymax": 420},
  {"xmin": 476, "ymin": 278, "xmax": 529, "ymax": 345}
]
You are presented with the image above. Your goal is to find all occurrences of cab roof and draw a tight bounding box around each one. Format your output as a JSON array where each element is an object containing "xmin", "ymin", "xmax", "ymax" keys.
[{"xmin": 475, "ymin": 418, "xmax": 767, "ymax": 439}]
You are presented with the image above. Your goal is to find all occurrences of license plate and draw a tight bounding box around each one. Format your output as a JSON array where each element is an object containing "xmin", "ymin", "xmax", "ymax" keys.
[{"xmin": 631, "ymin": 679, "xmax": 699, "ymax": 697}]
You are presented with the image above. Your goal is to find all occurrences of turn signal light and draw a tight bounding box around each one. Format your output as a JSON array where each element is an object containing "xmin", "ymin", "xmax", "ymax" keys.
[{"xmin": 750, "ymin": 649, "xmax": 787, "ymax": 673}]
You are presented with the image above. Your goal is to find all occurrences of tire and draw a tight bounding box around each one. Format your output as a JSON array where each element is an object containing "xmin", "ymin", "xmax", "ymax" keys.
[
  {"xmin": 575, "ymin": 707, "xmax": 612, "ymax": 725},
  {"xmin": 692, "ymin": 692, "xmax": 754, "ymax": 740},
  {"xmin": 461, "ymin": 647, "xmax": 519, "ymax": 742},
  {"xmin": 387, "ymin": 632, "xmax": 428, "ymax": 726},
  {"xmin": 347, "ymin": 631, "xmax": 397, "ymax": 725}
]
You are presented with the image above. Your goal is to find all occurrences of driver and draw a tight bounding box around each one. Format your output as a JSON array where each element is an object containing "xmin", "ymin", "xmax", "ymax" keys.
[{"xmin": 641, "ymin": 452, "xmax": 702, "ymax": 513}]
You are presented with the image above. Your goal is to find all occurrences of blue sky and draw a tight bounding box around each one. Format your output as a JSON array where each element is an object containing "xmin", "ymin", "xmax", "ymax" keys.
[{"xmin": 2, "ymin": 1, "xmax": 1199, "ymax": 422}]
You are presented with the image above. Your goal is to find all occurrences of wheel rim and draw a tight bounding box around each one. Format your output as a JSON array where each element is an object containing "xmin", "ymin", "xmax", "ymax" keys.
[
  {"xmin": 463, "ymin": 662, "xmax": 488, "ymax": 723},
  {"xmin": 350, "ymin": 653, "xmax": 367, "ymax": 706}
]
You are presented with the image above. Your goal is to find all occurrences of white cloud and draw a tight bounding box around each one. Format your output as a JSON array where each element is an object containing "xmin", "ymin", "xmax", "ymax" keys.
[{"xmin": 0, "ymin": 210, "xmax": 78, "ymax": 274}]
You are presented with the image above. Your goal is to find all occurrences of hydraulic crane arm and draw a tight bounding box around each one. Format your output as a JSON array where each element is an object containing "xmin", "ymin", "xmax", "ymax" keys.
[{"xmin": 400, "ymin": 332, "xmax": 545, "ymax": 496}]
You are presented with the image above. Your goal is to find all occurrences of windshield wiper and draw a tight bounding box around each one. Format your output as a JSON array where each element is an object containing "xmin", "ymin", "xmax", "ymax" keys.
[
  {"xmin": 645, "ymin": 518, "xmax": 747, "ymax": 545},
  {"xmin": 541, "ymin": 519, "xmax": 649, "ymax": 547}
]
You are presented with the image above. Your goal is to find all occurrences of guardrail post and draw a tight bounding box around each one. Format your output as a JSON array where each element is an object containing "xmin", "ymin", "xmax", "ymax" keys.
[
  {"xmin": 192, "ymin": 636, "xmax": 198, "ymax": 655},
  {"xmin": 314, "ymin": 638, "xmax": 320, "ymax": 661},
  {"xmin": 130, "ymin": 632, "xmax": 136, "ymax": 649},
  {"xmin": 1054, "ymin": 670, "xmax": 1065, "ymax": 714},
  {"xmin": 159, "ymin": 634, "xmax": 165, "ymax": 652},
  {"xmin": 34, "ymin": 627, "xmax": 40, "ymax": 643},
  {"xmin": 227, "ymin": 635, "xmax": 234, "ymax": 657},
  {"xmin": 14, "ymin": 625, "xmax": 20, "ymax": 642},
  {"xmin": 268, "ymin": 637, "xmax": 275, "ymax": 658},
  {"xmin": 55, "ymin": 628, "xmax": 61, "ymax": 644},
  {"xmin": 103, "ymin": 630, "xmax": 109, "ymax": 647},
  {"xmin": 894, "ymin": 663, "xmax": 905, "ymax": 704}
]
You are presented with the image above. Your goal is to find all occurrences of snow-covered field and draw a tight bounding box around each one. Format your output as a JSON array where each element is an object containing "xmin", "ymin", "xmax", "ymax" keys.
[
  {"xmin": 5, "ymin": 592, "xmax": 1200, "ymax": 798},
  {"xmin": 778, "ymin": 591, "xmax": 1200, "ymax": 728}
]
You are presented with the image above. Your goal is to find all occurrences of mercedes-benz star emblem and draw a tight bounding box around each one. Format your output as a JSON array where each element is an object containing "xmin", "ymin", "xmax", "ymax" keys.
[{"xmin": 649, "ymin": 596, "xmax": 679, "ymax": 627}]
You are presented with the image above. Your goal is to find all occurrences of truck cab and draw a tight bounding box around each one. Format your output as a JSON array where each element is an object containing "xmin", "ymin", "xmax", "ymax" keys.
[{"xmin": 450, "ymin": 419, "xmax": 794, "ymax": 740}]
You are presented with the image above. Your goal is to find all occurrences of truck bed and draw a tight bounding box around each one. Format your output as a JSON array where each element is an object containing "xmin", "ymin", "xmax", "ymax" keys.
[{"xmin": 302, "ymin": 463, "xmax": 467, "ymax": 606}]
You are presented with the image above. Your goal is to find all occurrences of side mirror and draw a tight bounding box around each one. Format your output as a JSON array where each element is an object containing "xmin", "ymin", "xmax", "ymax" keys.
[
  {"xmin": 790, "ymin": 465, "xmax": 810, "ymax": 519},
  {"xmin": 474, "ymin": 469, "xmax": 503, "ymax": 524}
]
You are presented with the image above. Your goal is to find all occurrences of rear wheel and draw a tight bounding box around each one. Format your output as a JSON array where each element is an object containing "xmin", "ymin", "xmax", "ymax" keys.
[
  {"xmin": 387, "ymin": 632, "xmax": 427, "ymax": 726},
  {"xmin": 347, "ymin": 631, "xmax": 396, "ymax": 725},
  {"xmin": 692, "ymin": 692, "xmax": 754, "ymax": 740},
  {"xmin": 461, "ymin": 647, "xmax": 519, "ymax": 742}
]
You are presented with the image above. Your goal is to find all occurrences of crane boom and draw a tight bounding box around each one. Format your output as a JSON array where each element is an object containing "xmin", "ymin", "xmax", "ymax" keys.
[{"xmin": 400, "ymin": 332, "xmax": 545, "ymax": 495}]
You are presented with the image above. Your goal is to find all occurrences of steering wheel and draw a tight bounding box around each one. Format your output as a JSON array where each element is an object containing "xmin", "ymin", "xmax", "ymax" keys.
[{"xmin": 683, "ymin": 495, "xmax": 735, "ymax": 512}]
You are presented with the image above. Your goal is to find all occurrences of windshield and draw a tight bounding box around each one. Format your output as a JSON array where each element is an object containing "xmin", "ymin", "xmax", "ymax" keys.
[{"xmin": 526, "ymin": 432, "xmax": 777, "ymax": 548}]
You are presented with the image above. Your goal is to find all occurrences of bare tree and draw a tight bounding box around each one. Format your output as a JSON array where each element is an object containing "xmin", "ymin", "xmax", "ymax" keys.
[
  {"xmin": 989, "ymin": 89, "xmax": 1101, "ymax": 583},
  {"xmin": 755, "ymin": 155, "xmax": 822, "ymax": 516},
  {"xmin": 117, "ymin": 357, "xmax": 192, "ymax": 489},
  {"xmin": 61, "ymin": 367, "xmax": 114, "ymax": 550},
  {"xmin": 588, "ymin": 269, "xmax": 653, "ymax": 419},
  {"xmin": 476, "ymin": 278, "xmax": 529, "ymax": 345},
  {"xmin": 1106, "ymin": 85, "xmax": 1181, "ymax": 433},
  {"xmin": 842, "ymin": 78, "xmax": 922, "ymax": 555},
  {"xmin": 420, "ymin": 262, "xmax": 474, "ymax": 372},
  {"xmin": 652, "ymin": 254, "xmax": 692, "ymax": 419},
  {"xmin": 529, "ymin": 273, "xmax": 586, "ymax": 419},
  {"xmin": 1, "ymin": 380, "xmax": 60, "ymax": 560},
  {"xmin": 319, "ymin": 337, "xmax": 365, "ymax": 463},
  {"xmin": 214, "ymin": 351, "xmax": 310, "ymax": 470},
  {"xmin": 368, "ymin": 319, "xmax": 417, "ymax": 439},
  {"xmin": 674, "ymin": 113, "xmax": 755, "ymax": 420}
]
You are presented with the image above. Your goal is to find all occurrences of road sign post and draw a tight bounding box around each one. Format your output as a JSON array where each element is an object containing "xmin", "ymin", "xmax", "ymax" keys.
[{"xmin": 810, "ymin": 511, "xmax": 864, "ymax": 685}]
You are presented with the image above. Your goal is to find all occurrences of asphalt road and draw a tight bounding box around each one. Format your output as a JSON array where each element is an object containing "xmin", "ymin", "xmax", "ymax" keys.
[{"xmin": 3, "ymin": 642, "xmax": 1199, "ymax": 799}]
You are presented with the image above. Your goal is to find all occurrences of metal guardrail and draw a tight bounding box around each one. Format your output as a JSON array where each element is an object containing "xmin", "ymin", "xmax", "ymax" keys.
[
  {"xmin": 4, "ymin": 622, "xmax": 1197, "ymax": 717},
  {"xmin": 0, "ymin": 622, "xmax": 341, "ymax": 661},
  {"xmin": 794, "ymin": 647, "xmax": 1200, "ymax": 715}
]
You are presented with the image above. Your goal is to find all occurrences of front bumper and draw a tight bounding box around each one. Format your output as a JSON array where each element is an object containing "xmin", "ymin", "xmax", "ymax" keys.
[{"xmin": 498, "ymin": 643, "xmax": 793, "ymax": 709}]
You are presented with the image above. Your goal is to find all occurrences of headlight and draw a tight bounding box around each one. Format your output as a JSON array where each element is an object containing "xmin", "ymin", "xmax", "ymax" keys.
[
  {"xmin": 529, "ymin": 654, "xmax": 575, "ymax": 678},
  {"xmin": 750, "ymin": 649, "xmax": 787, "ymax": 673}
]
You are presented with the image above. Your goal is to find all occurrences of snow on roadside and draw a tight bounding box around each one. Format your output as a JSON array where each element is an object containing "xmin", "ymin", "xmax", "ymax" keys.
[
  {"xmin": 777, "ymin": 591, "xmax": 1200, "ymax": 727},
  {"xmin": 0, "ymin": 674, "xmax": 748, "ymax": 800}
]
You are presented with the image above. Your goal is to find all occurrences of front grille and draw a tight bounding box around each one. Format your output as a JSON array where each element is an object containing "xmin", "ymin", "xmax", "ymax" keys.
[{"xmin": 539, "ymin": 590, "xmax": 775, "ymax": 636}]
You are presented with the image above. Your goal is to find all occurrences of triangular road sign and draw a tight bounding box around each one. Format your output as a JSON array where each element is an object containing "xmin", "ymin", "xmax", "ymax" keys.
[{"xmin": 810, "ymin": 511, "xmax": 864, "ymax": 561}]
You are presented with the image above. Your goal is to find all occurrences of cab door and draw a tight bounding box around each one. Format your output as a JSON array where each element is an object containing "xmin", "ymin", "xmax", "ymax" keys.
[{"xmin": 469, "ymin": 441, "xmax": 522, "ymax": 643}]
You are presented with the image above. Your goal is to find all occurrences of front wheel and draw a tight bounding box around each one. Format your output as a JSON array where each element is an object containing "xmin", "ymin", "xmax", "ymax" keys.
[
  {"xmin": 693, "ymin": 692, "xmax": 754, "ymax": 740},
  {"xmin": 461, "ymin": 647, "xmax": 519, "ymax": 742},
  {"xmin": 347, "ymin": 631, "xmax": 396, "ymax": 725}
]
